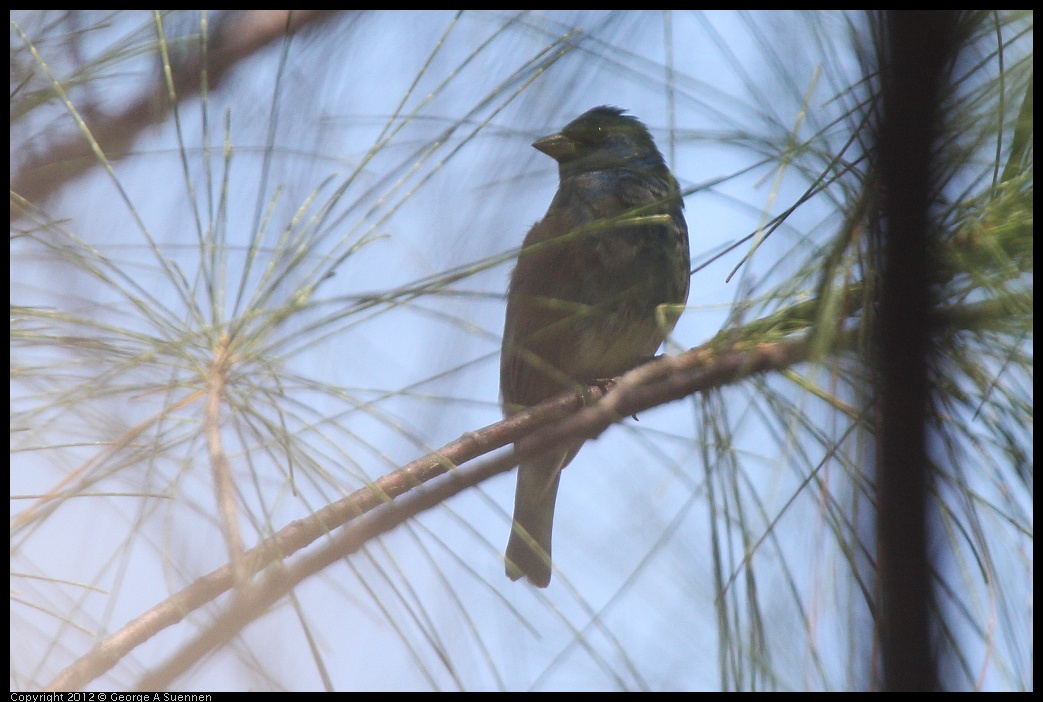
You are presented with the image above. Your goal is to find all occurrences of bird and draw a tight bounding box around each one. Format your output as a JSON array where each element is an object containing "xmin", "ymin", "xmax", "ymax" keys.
[{"xmin": 501, "ymin": 106, "xmax": 690, "ymax": 587}]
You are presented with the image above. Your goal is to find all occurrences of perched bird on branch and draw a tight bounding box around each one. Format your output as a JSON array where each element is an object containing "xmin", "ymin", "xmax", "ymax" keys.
[{"xmin": 502, "ymin": 106, "xmax": 690, "ymax": 587}]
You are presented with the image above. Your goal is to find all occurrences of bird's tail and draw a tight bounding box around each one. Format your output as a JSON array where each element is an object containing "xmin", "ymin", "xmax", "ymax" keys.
[{"xmin": 504, "ymin": 452, "xmax": 565, "ymax": 588}]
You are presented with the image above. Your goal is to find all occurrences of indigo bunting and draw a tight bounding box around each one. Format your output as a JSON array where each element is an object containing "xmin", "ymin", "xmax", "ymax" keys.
[{"xmin": 501, "ymin": 106, "xmax": 690, "ymax": 587}]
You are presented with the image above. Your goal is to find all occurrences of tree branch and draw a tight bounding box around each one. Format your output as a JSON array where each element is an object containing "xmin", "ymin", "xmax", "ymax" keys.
[
  {"xmin": 11, "ymin": 10, "xmax": 343, "ymax": 217},
  {"xmin": 44, "ymin": 292, "xmax": 1017, "ymax": 690}
]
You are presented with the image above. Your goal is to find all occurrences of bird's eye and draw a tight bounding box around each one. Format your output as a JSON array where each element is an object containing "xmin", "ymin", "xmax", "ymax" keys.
[{"xmin": 582, "ymin": 124, "xmax": 605, "ymax": 142}]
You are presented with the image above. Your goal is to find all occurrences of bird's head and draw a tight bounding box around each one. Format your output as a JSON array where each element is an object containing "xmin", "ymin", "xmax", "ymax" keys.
[{"xmin": 532, "ymin": 105, "xmax": 669, "ymax": 179}]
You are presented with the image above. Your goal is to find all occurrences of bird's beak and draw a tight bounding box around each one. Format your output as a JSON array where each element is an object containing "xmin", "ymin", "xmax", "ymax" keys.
[{"xmin": 532, "ymin": 132, "xmax": 578, "ymax": 162}]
